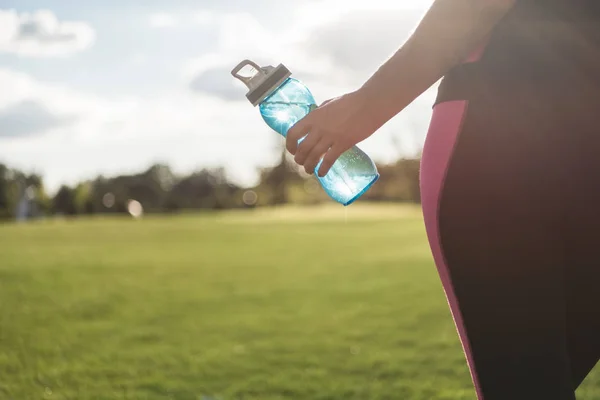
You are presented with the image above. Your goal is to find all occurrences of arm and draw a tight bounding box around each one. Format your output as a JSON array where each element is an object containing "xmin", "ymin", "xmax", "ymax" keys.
[
  {"xmin": 287, "ymin": 0, "xmax": 517, "ymax": 177},
  {"xmin": 358, "ymin": 0, "xmax": 517, "ymax": 129}
]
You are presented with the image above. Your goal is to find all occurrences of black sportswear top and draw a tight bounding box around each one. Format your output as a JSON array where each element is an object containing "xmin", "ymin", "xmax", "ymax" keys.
[{"xmin": 435, "ymin": 0, "xmax": 600, "ymax": 106}]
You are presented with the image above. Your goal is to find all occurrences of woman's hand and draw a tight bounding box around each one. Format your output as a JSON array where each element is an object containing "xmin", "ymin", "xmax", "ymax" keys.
[{"xmin": 285, "ymin": 89, "xmax": 382, "ymax": 177}]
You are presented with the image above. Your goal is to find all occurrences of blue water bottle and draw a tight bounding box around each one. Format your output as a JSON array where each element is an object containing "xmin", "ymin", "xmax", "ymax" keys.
[{"xmin": 231, "ymin": 59, "xmax": 379, "ymax": 206}]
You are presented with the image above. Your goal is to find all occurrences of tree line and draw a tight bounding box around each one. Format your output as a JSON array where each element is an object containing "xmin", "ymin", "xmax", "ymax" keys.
[{"xmin": 0, "ymin": 151, "xmax": 421, "ymax": 221}]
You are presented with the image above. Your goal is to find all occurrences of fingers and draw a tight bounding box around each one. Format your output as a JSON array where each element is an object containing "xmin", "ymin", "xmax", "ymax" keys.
[
  {"xmin": 317, "ymin": 142, "xmax": 349, "ymax": 177},
  {"xmin": 286, "ymin": 114, "xmax": 313, "ymax": 155},
  {"xmin": 286, "ymin": 99, "xmax": 332, "ymax": 155},
  {"xmin": 303, "ymin": 137, "xmax": 334, "ymax": 175},
  {"xmin": 293, "ymin": 129, "xmax": 322, "ymax": 166},
  {"xmin": 286, "ymin": 97, "xmax": 347, "ymax": 176}
]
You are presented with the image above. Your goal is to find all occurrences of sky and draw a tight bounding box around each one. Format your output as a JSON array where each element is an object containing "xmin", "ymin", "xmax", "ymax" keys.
[{"xmin": 0, "ymin": 0, "xmax": 437, "ymax": 193}]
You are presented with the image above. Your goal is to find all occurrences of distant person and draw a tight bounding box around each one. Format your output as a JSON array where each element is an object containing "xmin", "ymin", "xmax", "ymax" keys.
[{"xmin": 286, "ymin": 1, "xmax": 600, "ymax": 398}]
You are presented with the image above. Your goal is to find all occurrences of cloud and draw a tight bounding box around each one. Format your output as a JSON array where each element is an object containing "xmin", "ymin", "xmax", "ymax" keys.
[
  {"xmin": 0, "ymin": 67, "xmax": 277, "ymax": 193},
  {"xmin": 147, "ymin": 10, "xmax": 219, "ymax": 29},
  {"xmin": 0, "ymin": 9, "xmax": 95, "ymax": 57},
  {"xmin": 148, "ymin": 13, "xmax": 178, "ymax": 28},
  {"xmin": 0, "ymin": 100, "xmax": 75, "ymax": 138},
  {"xmin": 192, "ymin": 11, "xmax": 216, "ymax": 26},
  {"xmin": 184, "ymin": 1, "xmax": 433, "ymax": 100},
  {"xmin": 0, "ymin": 67, "xmax": 101, "ymax": 123},
  {"xmin": 189, "ymin": 66, "xmax": 241, "ymax": 100},
  {"xmin": 302, "ymin": 4, "xmax": 431, "ymax": 80},
  {"xmin": 183, "ymin": 12, "xmax": 282, "ymax": 101}
]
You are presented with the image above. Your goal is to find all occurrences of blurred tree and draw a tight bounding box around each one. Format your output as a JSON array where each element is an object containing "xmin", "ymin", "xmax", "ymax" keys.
[
  {"xmin": 258, "ymin": 141, "xmax": 306, "ymax": 206},
  {"xmin": 73, "ymin": 182, "xmax": 94, "ymax": 214},
  {"xmin": 26, "ymin": 173, "xmax": 51, "ymax": 215},
  {"xmin": 0, "ymin": 164, "xmax": 10, "ymax": 219},
  {"xmin": 358, "ymin": 158, "xmax": 421, "ymax": 203},
  {"xmin": 53, "ymin": 185, "xmax": 77, "ymax": 215},
  {"xmin": 0, "ymin": 151, "xmax": 425, "ymax": 219},
  {"xmin": 165, "ymin": 168, "xmax": 241, "ymax": 211}
]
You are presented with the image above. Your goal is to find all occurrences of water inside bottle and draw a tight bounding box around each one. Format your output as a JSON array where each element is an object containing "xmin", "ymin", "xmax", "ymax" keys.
[{"xmin": 259, "ymin": 101, "xmax": 314, "ymax": 137}]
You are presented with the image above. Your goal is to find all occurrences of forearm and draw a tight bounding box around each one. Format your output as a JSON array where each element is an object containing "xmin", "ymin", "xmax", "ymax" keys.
[{"xmin": 359, "ymin": 0, "xmax": 516, "ymax": 128}]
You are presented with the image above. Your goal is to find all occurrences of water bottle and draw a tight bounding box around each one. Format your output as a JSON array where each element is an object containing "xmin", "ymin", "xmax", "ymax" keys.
[{"xmin": 231, "ymin": 59, "xmax": 379, "ymax": 206}]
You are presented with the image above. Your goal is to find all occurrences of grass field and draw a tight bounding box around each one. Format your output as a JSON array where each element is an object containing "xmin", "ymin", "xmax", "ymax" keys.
[{"xmin": 0, "ymin": 204, "xmax": 598, "ymax": 399}]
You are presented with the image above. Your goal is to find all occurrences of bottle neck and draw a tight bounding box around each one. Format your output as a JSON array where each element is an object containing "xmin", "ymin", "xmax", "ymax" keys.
[{"xmin": 248, "ymin": 72, "xmax": 292, "ymax": 107}]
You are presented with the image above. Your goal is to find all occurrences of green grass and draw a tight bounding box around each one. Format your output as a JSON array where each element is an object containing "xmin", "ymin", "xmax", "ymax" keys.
[{"xmin": 0, "ymin": 204, "xmax": 597, "ymax": 399}]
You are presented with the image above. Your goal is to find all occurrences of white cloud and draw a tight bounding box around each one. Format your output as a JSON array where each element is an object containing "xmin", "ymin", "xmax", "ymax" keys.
[
  {"xmin": 305, "ymin": 11, "xmax": 422, "ymax": 77},
  {"xmin": 183, "ymin": 1, "xmax": 436, "ymax": 106},
  {"xmin": 0, "ymin": 67, "xmax": 278, "ymax": 193},
  {"xmin": 148, "ymin": 10, "xmax": 219, "ymax": 29},
  {"xmin": 0, "ymin": 100, "xmax": 75, "ymax": 138},
  {"xmin": 0, "ymin": 9, "xmax": 95, "ymax": 57},
  {"xmin": 182, "ymin": 11, "xmax": 338, "ymax": 100},
  {"xmin": 191, "ymin": 11, "xmax": 216, "ymax": 26},
  {"xmin": 184, "ymin": 0, "xmax": 433, "ymax": 95},
  {"xmin": 148, "ymin": 13, "xmax": 178, "ymax": 28}
]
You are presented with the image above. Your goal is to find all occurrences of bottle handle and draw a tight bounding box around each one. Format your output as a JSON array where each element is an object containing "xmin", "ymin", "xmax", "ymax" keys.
[{"xmin": 231, "ymin": 59, "xmax": 263, "ymax": 85}]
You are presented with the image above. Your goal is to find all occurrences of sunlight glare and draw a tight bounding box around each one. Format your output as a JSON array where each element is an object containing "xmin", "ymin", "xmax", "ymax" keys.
[{"xmin": 276, "ymin": 111, "xmax": 288, "ymax": 121}]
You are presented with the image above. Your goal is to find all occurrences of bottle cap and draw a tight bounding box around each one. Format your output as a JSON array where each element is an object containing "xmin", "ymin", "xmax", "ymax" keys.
[{"xmin": 231, "ymin": 59, "xmax": 291, "ymax": 106}]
